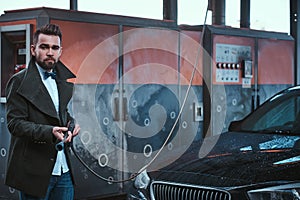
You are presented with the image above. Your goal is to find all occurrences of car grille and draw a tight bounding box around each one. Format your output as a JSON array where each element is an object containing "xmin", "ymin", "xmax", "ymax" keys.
[{"xmin": 150, "ymin": 181, "xmax": 231, "ymax": 200}]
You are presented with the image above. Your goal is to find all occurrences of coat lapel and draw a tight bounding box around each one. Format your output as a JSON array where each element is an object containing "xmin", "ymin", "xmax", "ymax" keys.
[
  {"xmin": 17, "ymin": 58, "xmax": 76, "ymax": 120},
  {"xmin": 55, "ymin": 60, "xmax": 76, "ymax": 114}
]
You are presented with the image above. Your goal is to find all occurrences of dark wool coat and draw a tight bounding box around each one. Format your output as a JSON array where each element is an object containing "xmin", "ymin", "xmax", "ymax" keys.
[{"xmin": 5, "ymin": 57, "xmax": 76, "ymax": 197}]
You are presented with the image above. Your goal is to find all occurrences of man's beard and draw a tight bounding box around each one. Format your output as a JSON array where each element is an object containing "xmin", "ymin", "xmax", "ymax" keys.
[{"xmin": 37, "ymin": 59, "xmax": 57, "ymax": 71}]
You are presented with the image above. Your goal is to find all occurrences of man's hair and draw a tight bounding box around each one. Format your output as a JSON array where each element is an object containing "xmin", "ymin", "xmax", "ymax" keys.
[{"xmin": 33, "ymin": 24, "xmax": 62, "ymax": 45}]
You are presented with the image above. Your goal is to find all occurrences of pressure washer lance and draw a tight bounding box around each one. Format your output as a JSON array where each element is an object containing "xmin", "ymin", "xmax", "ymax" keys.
[{"xmin": 55, "ymin": 121, "xmax": 75, "ymax": 151}]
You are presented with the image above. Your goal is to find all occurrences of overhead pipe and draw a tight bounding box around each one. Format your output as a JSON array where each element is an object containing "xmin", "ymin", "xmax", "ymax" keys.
[
  {"xmin": 211, "ymin": 0, "xmax": 226, "ymax": 26},
  {"xmin": 290, "ymin": 0, "xmax": 300, "ymax": 85},
  {"xmin": 240, "ymin": 0, "xmax": 250, "ymax": 28},
  {"xmin": 70, "ymin": 0, "xmax": 78, "ymax": 11},
  {"xmin": 163, "ymin": 0, "xmax": 178, "ymax": 23}
]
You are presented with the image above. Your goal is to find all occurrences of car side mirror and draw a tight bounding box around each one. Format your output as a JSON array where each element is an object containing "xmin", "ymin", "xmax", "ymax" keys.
[{"xmin": 228, "ymin": 120, "xmax": 242, "ymax": 131}]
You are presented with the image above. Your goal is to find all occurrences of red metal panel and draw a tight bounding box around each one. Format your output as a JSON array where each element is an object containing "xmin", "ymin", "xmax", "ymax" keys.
[
  {"xmin": 51, "ymin": 20, "xmax": 119, "ymax": 84},
  {"xmin": 180, "ymin": 30, "xmax": 203, "ymax": 86},
  {"xmin": 0, "ymin": 19, "xmax": 36, "ymax": 29},
  {"xmin": 123, "ymin": 27, "xmax": 179, "ymax": 85},
  {"xmin": 258, "ymin": 38, "xmax": 294, "ymax": 84}
]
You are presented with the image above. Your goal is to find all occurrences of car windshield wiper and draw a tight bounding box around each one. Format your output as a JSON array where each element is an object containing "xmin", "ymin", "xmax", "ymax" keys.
[
  {"xmin": 267, "ymin": 129, "xmax": 291, "ymax": 134},
  {"xmin": 259, "ymin": 128, "xmax": 292, "ymax": 135},
  {"xmin": 238, "ymin": 128, "xmax": 293, "ymax": 134}
]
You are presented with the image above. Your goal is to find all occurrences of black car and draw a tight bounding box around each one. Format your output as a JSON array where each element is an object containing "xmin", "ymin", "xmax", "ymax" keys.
[{"xmin": 127, "ymin": 86, "xmax": 300, "ymax": 200}]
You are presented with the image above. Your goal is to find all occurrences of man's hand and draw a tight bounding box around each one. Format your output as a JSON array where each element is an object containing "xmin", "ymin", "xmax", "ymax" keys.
[
  {"xmin": 64, "ymin": 124, "xmax": 80, "ymax": 142},
  {"xmin": 72, "ymin": 124, "xmax": 80, "ymax": 137},
  {"xmin": 52, "ymin": 123, "xmax": 80, "ymax": 143},
  {"xmin": 52, "ymin": 126, "xmax": 68, "ymax": 141}
]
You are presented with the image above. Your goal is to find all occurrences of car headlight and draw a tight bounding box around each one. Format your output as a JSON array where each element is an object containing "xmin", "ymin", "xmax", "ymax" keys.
[
  {"xmin": 134, "ymin": 170, "xmax": 150, "ymax": 189},
  {"xmin": 247, "ymin": 183, "xmax": 300, "ymax": 200}
]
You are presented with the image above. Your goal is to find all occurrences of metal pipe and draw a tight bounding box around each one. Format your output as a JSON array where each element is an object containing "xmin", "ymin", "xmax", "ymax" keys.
[
  {"xmin": 163, "ymin": 0, "xmax": 178, "ymax": 23},
  {"xmin": 211, "ymin": 0, "xmax": 225, "ymax": 26},
  {"xmin": 70, "ymin": 0, "xmax": 78, "ymax": 11},
  {"xmin": 290, "ymin": 0, "xmax": 300, "ymax": 85},
  {"xmin": 240, "ymin": 0, "xmax": 250, "ymax": 28}
]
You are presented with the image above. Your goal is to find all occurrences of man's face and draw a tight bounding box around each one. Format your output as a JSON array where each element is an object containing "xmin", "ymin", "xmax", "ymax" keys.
[{"xmin": 31, "ymin": 33, "xmax": 62, "ymax": 71}]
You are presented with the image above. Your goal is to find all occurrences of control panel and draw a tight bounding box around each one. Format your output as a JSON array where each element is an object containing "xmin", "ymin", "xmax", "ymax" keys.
[{"xmin": 215, "ymin": 43, "xmax": 252, "ymax": 84}]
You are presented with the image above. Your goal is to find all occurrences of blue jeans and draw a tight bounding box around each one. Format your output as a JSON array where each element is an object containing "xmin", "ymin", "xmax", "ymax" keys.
[{"xmin": 20, "ymin": 172, "xmax": 74, "ymax": 200}]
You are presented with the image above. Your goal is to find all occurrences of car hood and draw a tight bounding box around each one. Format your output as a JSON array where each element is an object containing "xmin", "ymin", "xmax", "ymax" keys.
[{"xmin": 150, "ymin": 131, "xmax": 300, "ymax": 188}]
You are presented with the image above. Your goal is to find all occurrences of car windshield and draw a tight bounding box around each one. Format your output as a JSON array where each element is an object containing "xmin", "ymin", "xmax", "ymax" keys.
[{"xmin": 238, "ymin": 90, "xmax": 300, "ymax": 134}]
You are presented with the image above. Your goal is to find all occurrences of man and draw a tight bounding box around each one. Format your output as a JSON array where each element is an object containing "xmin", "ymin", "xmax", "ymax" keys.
[{"xmin": 5, "ymin": 24, "xmax": 80, "ymax": 200}]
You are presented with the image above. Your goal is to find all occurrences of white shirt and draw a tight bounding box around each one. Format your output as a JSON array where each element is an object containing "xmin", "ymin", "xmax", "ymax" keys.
[{"xmin": 36, "ymin": 63, "xmax": 69, "ymax": 175}]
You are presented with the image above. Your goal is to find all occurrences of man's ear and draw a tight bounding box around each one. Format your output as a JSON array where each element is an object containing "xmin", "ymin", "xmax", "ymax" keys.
[
  {"xmin": 58, "ymin": 46, "xmax": 62, "ymax": 56},
  {"xmin": 30, "ymin": 45, "xmax": 36, "ymax": 56},
  {"xmin": 58, "ymin": 46, "xmax": 63, "ymax": 57}
]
